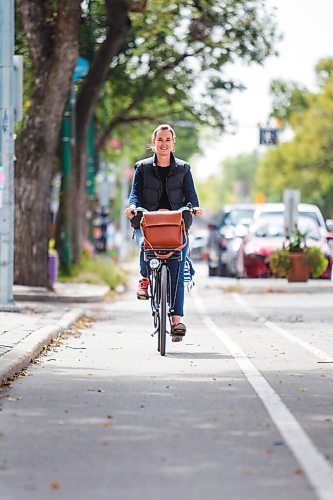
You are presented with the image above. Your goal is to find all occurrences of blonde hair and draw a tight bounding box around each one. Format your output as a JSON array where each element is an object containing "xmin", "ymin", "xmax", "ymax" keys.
[{"xmin": 152, "ymin": 123, "xmax": 176, "ymax": 141}]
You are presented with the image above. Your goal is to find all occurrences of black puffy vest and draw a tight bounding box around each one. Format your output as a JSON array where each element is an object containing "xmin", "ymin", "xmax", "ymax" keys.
[{"xmin": 135, "ymin": 154, "xmax": 190, "ymax": 211}]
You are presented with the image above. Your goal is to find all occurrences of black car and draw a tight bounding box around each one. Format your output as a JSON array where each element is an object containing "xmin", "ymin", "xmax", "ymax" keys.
[{"xmin": 207, "ymin": 204, "xmax": 257, "ymax": 276}]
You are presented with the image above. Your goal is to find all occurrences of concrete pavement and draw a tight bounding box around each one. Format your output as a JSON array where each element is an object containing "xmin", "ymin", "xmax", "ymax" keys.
[
  {"xmin": 202, "ymin": 276, "xmax": 333, "ymax": 294},
  {"xmin": 2, "ymin": 273, "xmax": 333, "ymax": 499},
  {"xmin": 0, "ymin": 282, "xmax": 110, "ymax": 383},
  {"xmin": 1, "ymin": 271, "xmax": 332, "ymax": 385}
]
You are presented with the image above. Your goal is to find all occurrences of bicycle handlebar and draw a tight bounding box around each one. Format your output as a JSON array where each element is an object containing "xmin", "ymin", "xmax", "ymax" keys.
[{"xmin": 131, "ymin": 204, "xmax": 198, "ymax": 216}]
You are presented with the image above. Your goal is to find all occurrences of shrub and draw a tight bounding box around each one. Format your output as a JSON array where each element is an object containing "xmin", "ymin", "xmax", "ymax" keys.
[
  {"xmin": 268, "ymin": 248, "xmax": 291, "ymax": 278},
  {"xmin": 268, "ymin": 245, "xmax": 328, "ymax": 279},
  {"xmin": 305, "ymin": 246, "xmax": 328, "ymax": 278},
  {"xmin": 59, "ymin": 255, "xmax": 128, "ymax": 290}
]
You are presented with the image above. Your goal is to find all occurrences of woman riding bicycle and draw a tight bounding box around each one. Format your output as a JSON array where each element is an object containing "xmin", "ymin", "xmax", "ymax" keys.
[{"xmin": 124, "ymin": 123, "xmax": 202, "ymax": 341}]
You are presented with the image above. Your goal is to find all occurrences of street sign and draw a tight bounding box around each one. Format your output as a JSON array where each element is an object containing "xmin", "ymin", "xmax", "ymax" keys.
[
  {"xmin": 259, "ymin": 127, "xmax": 278, "ymax": 145},
  {"xmin": 72, "ymin": 56, "xmax": 89, "ymax": 82}
]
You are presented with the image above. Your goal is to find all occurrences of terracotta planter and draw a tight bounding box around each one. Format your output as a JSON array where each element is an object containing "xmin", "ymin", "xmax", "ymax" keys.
[{"xmin": 288, "ymin": 253, "xmax": 310, "ymax": 282}]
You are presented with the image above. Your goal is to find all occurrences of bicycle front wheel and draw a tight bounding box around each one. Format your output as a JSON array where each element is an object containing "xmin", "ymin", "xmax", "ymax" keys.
[{"xmin": 159, "ymin": 265, "xmax": 167, "ymax": 356}]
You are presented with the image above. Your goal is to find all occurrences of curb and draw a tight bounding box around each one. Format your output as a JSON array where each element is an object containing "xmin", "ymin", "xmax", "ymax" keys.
[
  {"xmin": 0, "ymin": 308, "xmax": 84, "ymax": 383},
  {"xmin": 13, "ymin": 284, "xmax": 110, "ymax": 303}
]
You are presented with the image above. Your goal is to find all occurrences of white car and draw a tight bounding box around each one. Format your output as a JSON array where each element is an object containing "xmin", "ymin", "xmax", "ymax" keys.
[{"xmin": 253, "ymin": 203, "xmax": 328, "ymax": 236}]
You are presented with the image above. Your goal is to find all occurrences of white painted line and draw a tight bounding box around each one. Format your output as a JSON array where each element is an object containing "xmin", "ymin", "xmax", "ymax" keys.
[
  {"xmin": 232, "ymin": 293, "xmax": 333, "ymax": 363},
  {"xmin": 193, "ymin": 291, "xmax": 333, "ymax": 500}
]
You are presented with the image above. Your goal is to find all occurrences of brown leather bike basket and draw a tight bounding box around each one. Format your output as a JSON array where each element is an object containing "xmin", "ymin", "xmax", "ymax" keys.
[{"xmin": 141, "ymin": 211, "xmax": 185, "ymax": 251}]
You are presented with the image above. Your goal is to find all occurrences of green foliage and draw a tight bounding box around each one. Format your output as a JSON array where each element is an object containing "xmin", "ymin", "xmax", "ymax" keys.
[
  {"xmin": 95, "ymin": 0, "xmax": 279, "ymax": 148},
  {"xmin": 305, "ymin": 246, "xmax": 328, "ymax": 278},
  {"xmin": 15, "ymin": 0, "xmax": 280, "ymax": 278},
  {"xmin": 269, "ymin": 79, "xmax": 311, "ymax": 127},
  {"xmin": 268, "ymin": 248, "xmax": 291, "ymax": 277},
  {"xmin": 59, "ymin": 254, "xmax": 128, "ymax": 290},
  {"xmin": 195, "ymin": 174, "xmax": 225, "ymax": 212},
  {"xmin": 268, "ymin": 229, "xmax": 328, "ymax": 278},
  {"xmin": 195, "ymin": 150, "xmax": 261, "ymax": 212},
  {"xmin": 285, "ymin": 228, "xmax": 307, "ymax": 253},
  {"xmin": 222, "ymin": 151, "xmax": 260, "ymax": 197},
  {"xmin": 257, "ymin": 57, "xmax": 333, "ymax": 217}
]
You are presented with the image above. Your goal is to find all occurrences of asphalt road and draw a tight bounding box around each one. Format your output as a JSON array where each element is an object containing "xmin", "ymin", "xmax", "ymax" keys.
[{"xmin": 1, "ymin": 268, "xmax": 333, "ymax": 500}]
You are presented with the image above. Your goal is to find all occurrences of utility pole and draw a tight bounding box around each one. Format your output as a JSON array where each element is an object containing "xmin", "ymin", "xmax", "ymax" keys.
[
  {"xmin": 0, "ymin": 1, "xmax": 18, "ymax": 311},
  {"xmin": 119, "ymin": 161, "xmax": 129, "ymax": 263}
]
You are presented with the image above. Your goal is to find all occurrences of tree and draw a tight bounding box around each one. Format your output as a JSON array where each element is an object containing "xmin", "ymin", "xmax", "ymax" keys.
[
  {"xmin": 256, "ymin": 59, "xmax": 333, "ymax": 216},
  {"xmin": 70, "ymin": 0, "xmax": 278, "ymax": 262},
  {"xmin": 195, "ymin": 150, "xmax": 260, "ymax": 212},
  {"xmin": 15, "ymin": 0, "xmax": 279, "ymax": 284},
  {"xmin": 71, "ymin": 0, "xmax": 145, "ymax": 263},
  {"xmin": 222, "ymin": 151, "xmax": 260, "ymax": 201},
  {"xmin": 15, "ymin": 0, "xmax": 81, "ymax": 286}
]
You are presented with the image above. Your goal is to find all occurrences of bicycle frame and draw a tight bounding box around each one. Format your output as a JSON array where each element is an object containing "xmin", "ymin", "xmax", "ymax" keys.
[{"xmin": 144, "ymin": 248, "xmax": 182, "ymax": 356}]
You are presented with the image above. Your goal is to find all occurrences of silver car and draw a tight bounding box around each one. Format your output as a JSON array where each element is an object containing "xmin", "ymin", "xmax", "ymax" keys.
[{"xmin": 207, "ymin": 204, "xmax": 257, "ymax": 276}]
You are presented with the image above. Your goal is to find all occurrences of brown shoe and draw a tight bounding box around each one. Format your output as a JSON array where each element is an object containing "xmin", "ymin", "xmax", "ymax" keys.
[
  {"xmin": 137, "ymin": 278, "xmax": 149, "ymax": 300},
  {"xmin": 171, "ymin": 322, "xmax": 186, "ymax": 342}
]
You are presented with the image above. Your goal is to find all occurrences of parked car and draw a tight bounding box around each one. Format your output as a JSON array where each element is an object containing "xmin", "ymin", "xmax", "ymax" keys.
[
  {"xmin": 236, "ymin": 214, "xmax": 332, "ymax": 279},
  {"xmin": 253, "ymin": 203, "xmax": 328, "ymax": 234},
  {"xmin": 207, "ymin": 204, "xmax": 257, "ymax": 276},
  {"xmin": 189, "ymin": 229, "xmax": 209, "ymax": 261},
  {"xmin": 253, "ymin": 202, "xmax": 333, "ymax": 261}
]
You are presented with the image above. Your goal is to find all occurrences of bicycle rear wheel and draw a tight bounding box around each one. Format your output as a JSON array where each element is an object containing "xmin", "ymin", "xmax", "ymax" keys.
[{"xmin": 159, "ymin": 265, "xmax": 167, "ymax": 356}]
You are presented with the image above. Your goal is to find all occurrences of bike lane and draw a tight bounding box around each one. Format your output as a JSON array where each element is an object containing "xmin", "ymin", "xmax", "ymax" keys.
[{"xmin": 0, "ymin": 283, "xmax": 326, "ymax": 500}]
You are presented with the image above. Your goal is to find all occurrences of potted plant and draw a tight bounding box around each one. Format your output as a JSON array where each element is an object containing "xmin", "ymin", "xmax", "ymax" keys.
[{"xmin": 268, "ymin": 229, "xmax": 328, "ymax": 282}]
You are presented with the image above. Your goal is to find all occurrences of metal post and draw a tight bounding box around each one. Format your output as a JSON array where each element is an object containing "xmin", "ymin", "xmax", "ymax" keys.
[
  {"xmin": 0, "ymin": 1, "xmax": 18, "ymax": 311},
  {"xmin": 57, "ymin": 94, "xmax": 73, "ymax": 274},
  {"xmin": 87, "ymin": 119, "xmax": 96, "ymax": 241},
  {"xmin": 119, "ymin": 162, "xmax": 129, "ymax": 263}
]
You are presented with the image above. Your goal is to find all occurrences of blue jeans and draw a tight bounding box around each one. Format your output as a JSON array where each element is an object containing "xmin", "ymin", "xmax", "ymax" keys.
[{"xmin": 134, "ymin": 228, "xmax": 189, "ymax": 317}]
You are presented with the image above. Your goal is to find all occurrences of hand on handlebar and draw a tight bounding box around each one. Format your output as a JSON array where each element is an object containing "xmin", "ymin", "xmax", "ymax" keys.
[
  {"xmin": 182, "ymin": 204, "xmax": 203, "ymax": 217},
  {"xmin": 124, "ymin": 206, "xmax": 135, "ymax": 219},
  {"xmin": 193, "ymin": 207, "xmax": 203, "ymax": 216},
  {"xmin": 124, "ymin": 206, "xmax": 148, "ymax": 219}
]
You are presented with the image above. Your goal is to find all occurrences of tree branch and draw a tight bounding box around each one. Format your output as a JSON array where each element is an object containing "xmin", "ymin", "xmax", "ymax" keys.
[
  {"xmin": 96, "ymin": 111, "xmax": 182, "ymax": 153},
  {"xmin": 76, "ymin": 0, "xmax": 131, "ymax": 145}
]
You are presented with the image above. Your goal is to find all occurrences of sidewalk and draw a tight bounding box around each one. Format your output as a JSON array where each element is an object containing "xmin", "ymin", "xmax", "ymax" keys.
[{"xmin": 0, "ymin": 282, "xmax": 110, "ymax": 383}]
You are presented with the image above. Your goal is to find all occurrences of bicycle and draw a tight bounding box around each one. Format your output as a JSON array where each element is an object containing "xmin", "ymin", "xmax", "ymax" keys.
[{"xmin": 132, "ymin": 205, "xmax": 195, "ymax": 356}]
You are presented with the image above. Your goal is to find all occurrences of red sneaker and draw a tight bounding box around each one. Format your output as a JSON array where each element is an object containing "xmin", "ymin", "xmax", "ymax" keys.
[{"xmin": 137, "ymin": 278, "xmax": 150, "ymax": 300}]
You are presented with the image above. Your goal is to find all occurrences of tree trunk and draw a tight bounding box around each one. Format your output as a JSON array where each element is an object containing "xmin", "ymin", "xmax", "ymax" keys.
[
  {"xmin": 14, "ymin": 0, "xmax": 81, "ymax": 286},
  {"xmin": 71, "ymin": 0, "xmax": 131, "ymax": 264}
]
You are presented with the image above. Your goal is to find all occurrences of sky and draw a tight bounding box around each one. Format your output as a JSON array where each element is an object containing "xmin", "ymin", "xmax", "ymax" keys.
[{"xmin": 192, "ymin": 0, "xmax": 333, "ymax": 179}]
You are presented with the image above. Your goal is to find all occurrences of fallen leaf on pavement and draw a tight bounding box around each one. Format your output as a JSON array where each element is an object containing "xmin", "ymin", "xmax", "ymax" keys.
[
  {"xmin": 245, "ymin": 467, "xmax": 257, "ymax": 475},
  {"xmin": 50, "ymin": 482, "xmax": 60, "ymax": 490},
  {"xmin": 102, "ymin": 422, "xmax": 112, "ymax": 428}
]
